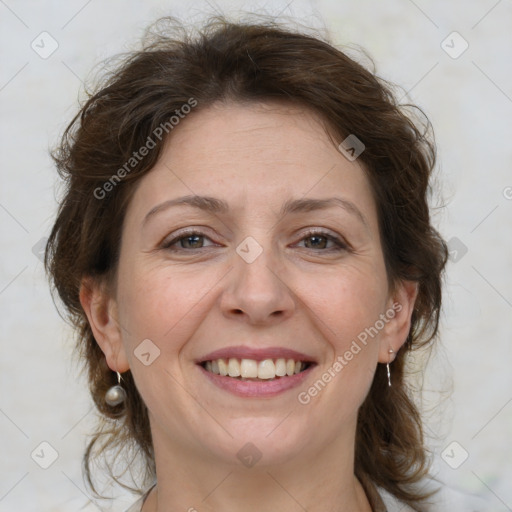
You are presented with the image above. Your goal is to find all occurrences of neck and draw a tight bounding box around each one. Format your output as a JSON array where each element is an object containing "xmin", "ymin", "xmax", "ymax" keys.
[{"xmin": 142, "ymin": 424, "xmax": 372, "ymax": 512}]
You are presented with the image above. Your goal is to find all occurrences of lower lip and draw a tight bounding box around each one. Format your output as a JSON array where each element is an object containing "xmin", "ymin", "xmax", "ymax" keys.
[{"xmin": 198, "ymin": 364, "xmax": 315, "ymax": 398}]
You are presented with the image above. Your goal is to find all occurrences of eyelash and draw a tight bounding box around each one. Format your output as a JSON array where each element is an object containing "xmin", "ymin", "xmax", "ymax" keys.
[
  {"xmin": 162, "ymin": 229, "xmax": 349, "ymax": 252},
  {"xmin": 297, "ymin": 230, "xmax": 349, "ymax": 251},
  {"xmin": 162, "ymin": 230, "xmax": 218, "ymax": 251}
]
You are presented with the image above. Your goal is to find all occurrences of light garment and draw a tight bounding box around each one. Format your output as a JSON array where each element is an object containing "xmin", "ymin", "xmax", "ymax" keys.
[
  {"xmin": 379, "ymin": 483, "xmax": 493, "ymax": 511},
  {"xmin": 124, "ymin": 479, "xmax": 493, "ymax": 512}
]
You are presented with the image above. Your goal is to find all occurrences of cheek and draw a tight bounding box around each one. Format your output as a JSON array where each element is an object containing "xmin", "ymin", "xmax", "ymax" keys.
[
  {"xmin": 294, "ymin": 264, "xmax": 388, "ymax": 411},
  {"xmin": 303, "ymin": 265, "xmax": 388, "ymax": 347},
  {"xmin": 114, "ymin": 264, "xmax": 218, "ymax": 416},
  {"xmin": 115, "ymin": 262, "xmax": 220, "ymax": 355}
]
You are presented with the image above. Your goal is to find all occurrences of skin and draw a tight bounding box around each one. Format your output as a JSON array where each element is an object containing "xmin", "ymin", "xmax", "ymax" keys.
[{"xmin": 81, "ymin": 101, "xmax": 417, "ymax": 512}]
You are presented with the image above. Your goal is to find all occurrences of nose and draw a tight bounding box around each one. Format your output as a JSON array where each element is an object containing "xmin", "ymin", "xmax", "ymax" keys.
[{"xmin": 220, "ymin": 244, "xmax": 296, "ymax": 326}]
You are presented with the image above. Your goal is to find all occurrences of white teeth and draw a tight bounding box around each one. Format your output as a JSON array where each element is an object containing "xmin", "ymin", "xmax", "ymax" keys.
[
  {"xmin": 204, "ymin": 357, "xmax": 308, "ymax": 379},
  {"xmin": 228, "ymin": 358, "xmax": 241, "ymax": 377},
  {"xmin": 241, "ymin": 359, "xmax": 258, "ymax": 378},
  {"xmin": 218, "ymin": 358, "xmax": 228, "ymax": 376},
  {"xmin": 257, "ymin": 359, "xmax": 276, "ymax": 379},
  {"xmin": 275, "ymin": 358, "xmax": 287, "ymax": 377}
]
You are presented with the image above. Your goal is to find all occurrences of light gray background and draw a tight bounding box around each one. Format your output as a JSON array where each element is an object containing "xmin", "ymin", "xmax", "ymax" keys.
[{"xmin": 1, "ymin": 0, "xmax": 511, "ymax": 510}]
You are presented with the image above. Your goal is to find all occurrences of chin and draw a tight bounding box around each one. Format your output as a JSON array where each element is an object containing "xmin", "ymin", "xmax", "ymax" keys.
[{"xmin": 195, "ymin": 415, "xmax": 318, "ymax": 468}]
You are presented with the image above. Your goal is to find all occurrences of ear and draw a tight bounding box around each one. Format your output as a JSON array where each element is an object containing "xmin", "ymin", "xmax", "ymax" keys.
[
  {"xmin": 378, "ymin": 280, "xmax": 418, "ymax": 364},
  {"xmin": 79, "ymin": 277, "xmax": 130, "ymax": 373}
]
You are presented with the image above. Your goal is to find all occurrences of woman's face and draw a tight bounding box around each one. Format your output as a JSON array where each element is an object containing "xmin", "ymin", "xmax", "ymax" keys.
[{"xmin": 88, "ymin": 101, "xmax": 415, "ymax": 468}]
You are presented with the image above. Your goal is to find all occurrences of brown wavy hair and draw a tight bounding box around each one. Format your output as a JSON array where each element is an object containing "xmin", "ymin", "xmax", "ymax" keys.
[{"xmin": 45, "ymin": 15, "xmax": 448, "ymax": 509}]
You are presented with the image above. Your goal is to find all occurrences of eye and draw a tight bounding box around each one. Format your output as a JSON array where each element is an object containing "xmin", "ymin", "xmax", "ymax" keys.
[
  {"xmin": 295, "ymin": 231, "xmax": 348, "ymax": 251},
  {"xmin": 302, "ymin": 234, "xmax": 331, "ymax": 249},
  {"xmin": 162, "ymin": 231, "xmax": 217, "ymax": 250}
]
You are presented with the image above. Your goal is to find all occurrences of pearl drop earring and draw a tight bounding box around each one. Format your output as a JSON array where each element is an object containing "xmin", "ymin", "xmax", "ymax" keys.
[{"xmin": 105, "ymin": 371, "xmax": 127, "ymax": 406}]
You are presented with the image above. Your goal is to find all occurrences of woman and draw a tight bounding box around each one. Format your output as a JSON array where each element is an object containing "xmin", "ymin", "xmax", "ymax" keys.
[{"xmin": 46, "ymin": 16, "xmax": 459, "ymax": 511}]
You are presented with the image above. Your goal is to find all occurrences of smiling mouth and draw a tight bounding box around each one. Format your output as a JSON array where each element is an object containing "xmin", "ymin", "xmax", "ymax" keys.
[{"xmin": 201, "ymin": 357, "xmax": 313, "ymax": 381}]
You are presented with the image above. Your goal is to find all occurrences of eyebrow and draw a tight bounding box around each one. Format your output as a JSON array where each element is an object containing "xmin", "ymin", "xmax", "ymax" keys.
[
  {"xmin": 143, "ymin": 195, "xmax": 228, "ymax": 226},
  {"xmin": 280, "ymin": 197, "xmax": 369, "ymax": 228},
  {"xmin": 143, "ymin": 194, "xmax": 368, "ymax": 228}
]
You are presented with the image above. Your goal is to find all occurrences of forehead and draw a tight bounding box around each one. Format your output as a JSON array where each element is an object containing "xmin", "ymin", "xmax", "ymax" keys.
[{"xmin": 125, "ymin": 101, "xmax": 378, "ymax": 229}]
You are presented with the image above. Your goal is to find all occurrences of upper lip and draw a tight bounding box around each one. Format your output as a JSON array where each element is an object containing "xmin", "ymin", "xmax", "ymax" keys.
[{"xmin": 197, "ymin": 345, "xmax": 316, "ymax": 364}]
